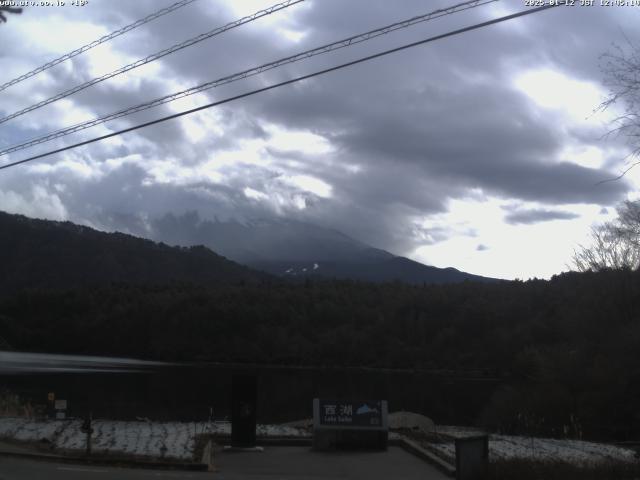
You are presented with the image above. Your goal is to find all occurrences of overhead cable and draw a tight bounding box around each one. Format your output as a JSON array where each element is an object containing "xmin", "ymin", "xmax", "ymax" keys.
[
  {"xmin": 0, "ymin": 2, "xmax": 563, "ymax": 172},
  {"xmin": 0, "ymin": 0, "xmax": 304, "ymax": 125},
  {"xmin": 0, "ymin": 0, "xmax": 495, "ymax": 157},
  {"xmin": 0, "ymin": 0, "xmax": 198, "ymax": 92}
]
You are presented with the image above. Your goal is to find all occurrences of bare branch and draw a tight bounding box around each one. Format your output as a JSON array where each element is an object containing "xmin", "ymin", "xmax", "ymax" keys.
[
  {"xmin": 596, "ymin": 40, "xmax": 640, "ymax": 181},
  {"xmin": 572, "ymin": 200, "xmax": 640, "ymax": 271},
  {"xmin": 0, "ymin": 7, "xmax": 23, "ymax": 24}
]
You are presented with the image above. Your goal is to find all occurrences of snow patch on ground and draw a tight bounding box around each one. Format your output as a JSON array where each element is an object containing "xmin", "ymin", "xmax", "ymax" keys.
[
  {"xmin": 0, "ymin": 417, "xmax": 635, "ymax": 465},
  {"xmin": 436, "ymin": 425, "xmax": 486, "ymax": 438},
  {"xmin": 431, "ymin": 426, "xmax": 637, "ymax": 465},
  {"xmin": 0, "ymin": 418, "xmax": 309, "ymax": 460}
]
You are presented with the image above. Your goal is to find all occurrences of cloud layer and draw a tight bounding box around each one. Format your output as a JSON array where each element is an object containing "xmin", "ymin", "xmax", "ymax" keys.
[{"xmin": 1, "ymin": 0, "xmax": 638, "ymax": 278}]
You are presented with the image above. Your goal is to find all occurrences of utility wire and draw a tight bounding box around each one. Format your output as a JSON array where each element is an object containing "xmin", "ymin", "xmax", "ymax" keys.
[
  {"xmin": 0, "ymin": 0, "xmax": 495, "ymax": 157},
  {"xmin": 0, "ymin": 0, "xmax": 198, "ymax": 92},
  {"xmin": 0, "ymin": 2, "xmax": 561, "ymax": 172},
  {"xmin": 0, "ymin": 0, "xmax": 303, "ymax": 125}
]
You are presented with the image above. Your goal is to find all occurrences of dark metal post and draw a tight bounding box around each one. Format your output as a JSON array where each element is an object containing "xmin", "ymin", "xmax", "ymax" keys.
[
  {"xmin": 231, "ymin": 374, "xmax": 257, "ymax": 448},
  {"xmin": 81, "ymin": 412, "xmax": 93, "ymax": 456}
]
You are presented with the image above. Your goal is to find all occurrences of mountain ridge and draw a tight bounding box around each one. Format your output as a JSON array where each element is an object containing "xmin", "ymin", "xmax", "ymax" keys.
[
  {"xmin": 146, "ymin": 212, "xmax": 498, "ymax": 284},
  {"xmin": 0, "ymin": 211, "xmax": 268, "ymax": 293},
  {"xmin": 0, "ymin": 210, "xmax": 497, "ymax": 289}
]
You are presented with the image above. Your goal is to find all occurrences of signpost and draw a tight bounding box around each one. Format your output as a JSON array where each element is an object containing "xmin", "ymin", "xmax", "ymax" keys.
[
  {"xmin": 80, "ymin": 412, "xmax": 94, "ymax": 456},
  {"xmin": 313, "ymin": 399, "xmax": 388, "ymax": 450},
  {"xmin": 54, "ymin": 399, "xmax": 67, "ymax": 419},
  {"xmin": 231, "ymin": 374, "xmax": 258, "ymax": 449},
  {"xmin": 46, "ymin": 392, "xmax": 55, "ymax": 419}
]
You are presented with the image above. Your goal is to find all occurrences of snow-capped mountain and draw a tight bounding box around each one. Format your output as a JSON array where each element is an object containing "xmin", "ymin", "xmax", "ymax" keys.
[{"xmin": 145, "ymin": 212, "xmax": 497, "ymax": 284}]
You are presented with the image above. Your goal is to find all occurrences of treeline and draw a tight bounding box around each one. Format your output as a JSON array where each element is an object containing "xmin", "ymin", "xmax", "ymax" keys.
[
  {"xmin": 1, "ymin": 268, "xmax": 639, "ymax": 440},
  {"xmin": 0, "ymin": 211, "xmax": 267, "ymax": 293}
]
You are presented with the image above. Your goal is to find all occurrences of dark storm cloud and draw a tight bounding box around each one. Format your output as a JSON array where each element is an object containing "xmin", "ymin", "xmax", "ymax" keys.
[
  {"xmin": 232, "ymin": 0, "xmax": 633, "ymax": 251},
  {"xmin": 504, "ymin": 208, "xmax": 580, "ymax": 225},
  {"xmin": 250, "ymin": 53, "xmax": 628, "ymax": 206}
]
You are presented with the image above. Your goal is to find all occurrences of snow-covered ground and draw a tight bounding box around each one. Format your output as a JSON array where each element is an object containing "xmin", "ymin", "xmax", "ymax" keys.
[
  {"xmin": 430, "ymin": 426, "xmax": 638, "ymax": 465},
  {"xmin": 0, "ymin": 417, "xmax": 636, "ymax": 466},
  {"xmin": 0, "ymin": 417, "xmax": 308, "ymax": 461}
]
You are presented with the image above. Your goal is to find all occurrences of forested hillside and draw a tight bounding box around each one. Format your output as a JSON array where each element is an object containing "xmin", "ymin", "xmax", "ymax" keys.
[
  {"xmin": 1, "ymin": 269, "xmax": 639, "ymax": 440},
  {"xmin": 0, "ymin": 212, "xmax": 268, "ymax": 291}
]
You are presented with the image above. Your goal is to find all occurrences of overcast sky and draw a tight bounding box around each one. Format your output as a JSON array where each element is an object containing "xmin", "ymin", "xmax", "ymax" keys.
[{"xmin": 1, "ymin": 0, "xmax": 639, "ymax": 279}]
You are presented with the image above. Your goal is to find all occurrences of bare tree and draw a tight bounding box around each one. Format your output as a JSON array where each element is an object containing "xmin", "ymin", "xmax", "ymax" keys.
[
  {"xmin": 573, "ymin": 200, "xmax": 640, "ymax": 271},
  {"xmin": 598, "ymin": 38, "xmax": 640, "ymax": 180},
  {"xmin": 582, "ymin": 40, "xmax": 640, "ymax": 270},
  {"xmin": 0, "ymin": 6, "xmax": 23, "ymax": 24}
]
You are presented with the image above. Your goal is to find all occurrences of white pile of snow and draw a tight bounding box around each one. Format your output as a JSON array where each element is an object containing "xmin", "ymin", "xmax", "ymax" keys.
[
  {"xmin": 257, "ymin": 424, "xmax": 308, "ymax": 437},
  {"xmin": 0, "ymin": 417, "xmax": 309, "ymax": 460},
  {"xmin": 435, "ymin": 425, "xmax": 486, "ymax": 438},
  {"xmin": 389, "ymin": 411, "xmax": 435, "ymax": 434},
  {"xmin": 429, "ymin": 426, "xmax": 637, "ymax": 465}
]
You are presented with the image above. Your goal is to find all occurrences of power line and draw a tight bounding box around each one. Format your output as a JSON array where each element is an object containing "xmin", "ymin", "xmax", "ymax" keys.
[
  {"xmin": 0, "ymin": 0, "xmax": 198, "ymax": 93},
  {"xmin": 0, "ymin": 0, "xmax": 303, "ymax": 125},
  {"xmin": 0, "ymin": 2, "xmax": 561, "ymax": 172},
  {"xmin": 0, "ymin": 0, "xmax": 495, "ymax": 157}
]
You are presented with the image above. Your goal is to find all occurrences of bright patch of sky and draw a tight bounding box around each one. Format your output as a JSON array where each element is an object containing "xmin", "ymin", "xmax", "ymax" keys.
[
  {"xmin": 27, "ymin": 156, "xmax": 98, "ymax": 180},
  {"xmin": 144, "ymin": 158, "xmax": 225, "ymax": 186},
  {"xmin": 56, "ymin": 100, "xmax": 97, "ymax": 128},
  {"xmin": 244, "ymin": 187, "xmax": 269, "ymax": 201},
  {"xmin": 82, "ymin": 43, "xmax": 137, "ymax": 80},
  {"xmin": 0, "ymin": 185, "xmax": 68, "ymax": 221},
  {"xmin": 514, "ymin": 69, "xmax": 607, "ymax": 123},
  {"xmin": 278, "ymin": 27, "xmax": 307, "ymax": 43},
  {"xmin": 411, "ymin": 197, "xmax": 619, "ymax": 280},
  {"xmin": 558, "ymin": 144, "xmax": 605, "ymax": 169},
  {"xmin": 281, "ymin": 174, "xmax": 332, "ymax": 198},
  {"xmin": 265, "ymin": 124, "xmax": 333, "ymax": 155},
  {"xmin": 179, "ymin": 109, "xmax": 227, "ymax": 144},
  {"xmin": 222, "ymin": 0, "xmax": 310, "ymax": 49},
  {"xmin": 19, "ymin": 17, "xmax": 107, "ymax": 54},
  {"xmin": 210, "ymin": 138, "xmax": 271, "ymax": 168},
  {"xmin": 224, "ymin": 0, "xmax": 311, "ymax": 23},
  {"xmin": 166, "ymin": 87, "xmax": 214, "ymax": 114}
]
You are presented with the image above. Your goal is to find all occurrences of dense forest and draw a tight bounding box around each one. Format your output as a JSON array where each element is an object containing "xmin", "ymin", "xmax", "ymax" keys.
[
  {"xmin": 0, "ymin": 211, "xmax": 268, "ymax": 292},
  {"xmin": 1, "ymin": 268, "xmax": 639, "ymax": 440},
  {"xmin": 1, "ymin": 211, "xmax": 640, "ymax": 440}
]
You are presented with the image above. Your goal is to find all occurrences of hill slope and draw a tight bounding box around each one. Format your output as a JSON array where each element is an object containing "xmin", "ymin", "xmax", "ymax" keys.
[
  {"xmin": 0, "ymin": 211, "xmax": 267, "ymax": 293},
  {"xmin": 251, "ymin": 257, "xmax": 494, "ymax": 284},
  {"xmin": 148, "ymin": 213, "xmax": 497, "ymax": 284},
  {"xmin": 150, "ymin": 213, "xmax": 393, "ymax": 263}
]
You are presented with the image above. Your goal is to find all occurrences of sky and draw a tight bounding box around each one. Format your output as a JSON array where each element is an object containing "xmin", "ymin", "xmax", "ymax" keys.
[{"xmin": 0, "ymin": 0, "xmax": 639, "ymax": 280}]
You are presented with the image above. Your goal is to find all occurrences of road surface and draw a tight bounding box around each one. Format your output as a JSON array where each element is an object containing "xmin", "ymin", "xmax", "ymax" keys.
[
  {"xmin": 0, "ymin": 456, "xmax": 206, "ymax": 479},
  {"xmin": 0, "ymin": 446, "xmax": 450, "ymax": 479}
]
